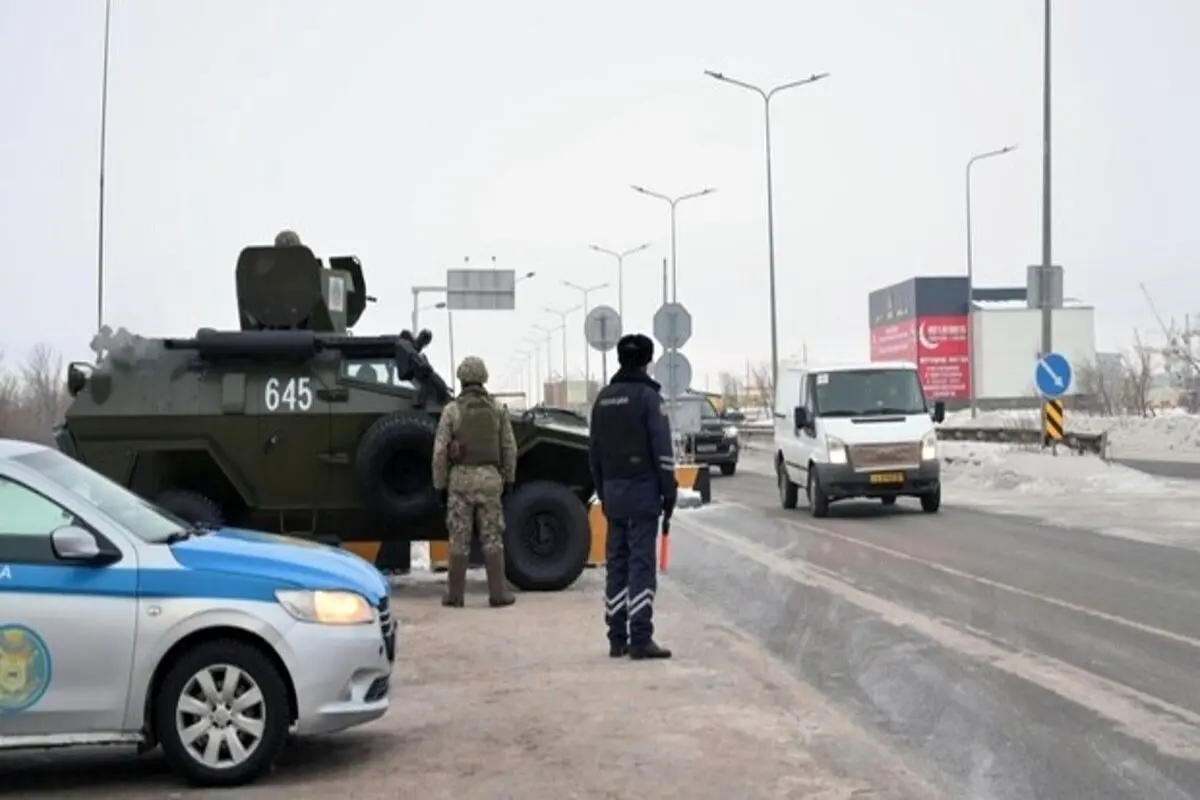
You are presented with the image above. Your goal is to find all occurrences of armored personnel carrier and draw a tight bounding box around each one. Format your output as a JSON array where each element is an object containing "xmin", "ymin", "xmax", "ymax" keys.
[{"xmin": 55, "ymin": 242, "xmax": 594, "ymax": 591}]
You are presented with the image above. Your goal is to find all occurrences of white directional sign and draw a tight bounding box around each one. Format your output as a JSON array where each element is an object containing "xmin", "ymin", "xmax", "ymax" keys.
[
  {"xmin": 584, "ymin": 305, "xmax": 622, "ymax": 352},
  {"xmin": 653, "ymin": 302, "xmax": 692, "ymax": 350},
  {"xmin": 653, "ymin": 351, "xmax": 693, "ymax": 399},
  {"xmin": 445, "ymin": 268, "xmax": 516, "ymax": 311}
]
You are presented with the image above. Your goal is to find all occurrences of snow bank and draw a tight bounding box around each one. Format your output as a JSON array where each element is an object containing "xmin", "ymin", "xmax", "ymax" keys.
[{"xmin": 941, "ymin": 408, "xmax": 1200, "ymax": 461}]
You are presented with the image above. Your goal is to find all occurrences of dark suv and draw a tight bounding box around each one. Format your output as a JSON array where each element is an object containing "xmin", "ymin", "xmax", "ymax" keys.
[{"xmin": 686, "ymin": 399, "xmax": 743, "ymax": 476}]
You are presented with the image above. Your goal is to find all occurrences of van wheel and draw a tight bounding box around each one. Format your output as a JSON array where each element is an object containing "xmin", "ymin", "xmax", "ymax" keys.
[
  {"xmin": 156, "ymin": 640, "xmax": 291, "ymax": 788},
  {"xmin": 777, "ymin": 461, "xmax": 798, "ymax": 509},
  {"xmin": 807, "ymin": 470, "xmax": 830, "ymax": 518},
  {"xmin": 920, "ymin": 488, "xmax": 941, "ymax": 513}
]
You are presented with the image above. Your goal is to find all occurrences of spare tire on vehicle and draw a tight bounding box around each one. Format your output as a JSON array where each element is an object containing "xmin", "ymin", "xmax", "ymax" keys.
[
  {"xmin": 355, "ymin": 411, "xmax": 440, "ymax": 522},
  {"xmin": 503, "ymin": 480, "xmax": 591, "ymax": 592},
  {"xmin": 155, "ymin": 489, "xmax": 225, "ymax": 526}
]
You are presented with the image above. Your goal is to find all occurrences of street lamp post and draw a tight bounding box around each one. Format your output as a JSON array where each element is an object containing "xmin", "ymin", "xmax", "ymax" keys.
[
  {"xmin": 563, "ymin": 281, "xmax": 609, "ymax": 385},
  {"xmin": 630, "ymin": 186, "xmax": 715, "ymax": 304},
  {"xmin": 704, "ymin": 69, "xmax": 829, "ymax": 393},
  {"xmin": 965, "ymin": 145, "xmax": 1018, "ymax": 418},
  {"xmin": 1039, "ymin": 0, "xmax": 1054, "ymax": 360},
  {"xmin": 96, "ymin": 0, "xmax": 114, "ymax": 333},
  {"xmin": 432, "ymin": 302, "xmax": 455, "ymax": 392},
  {"xmin": 520, "ymin": 340, "xmax": 543, "ymax": 403},
  {"xmin": 588, "ymin": 243, "xmax": 649, "ymax": 321},
  {"xmin": 545, "ymin": 307, "xmax": 581, "ymax": 397},
  {"xmin": 410, "ymin": 285, "xmax": 447, "ymax": 334},
  {"xmin": 532, "ymin": 324, "xmax": 557, "ymax": 394}
]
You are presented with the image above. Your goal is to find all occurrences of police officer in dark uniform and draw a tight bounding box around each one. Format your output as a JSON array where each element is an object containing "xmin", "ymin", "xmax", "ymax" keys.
[{"xmin": 588, "ymin": 333, "xmax": 677, "ymax": 660}]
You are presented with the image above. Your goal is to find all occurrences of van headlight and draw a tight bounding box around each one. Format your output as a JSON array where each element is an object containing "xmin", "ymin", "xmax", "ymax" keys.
[
  {"xmin": 827, "ymin": 437, "xmax": 848, "ymax": 465},
  {"xmin": 275, "ymin": 589, "xmax": 375, "ymax": 625},
  {"xmin": 921, "ymin": 432, "xmax": 939, "ymax": 461}
]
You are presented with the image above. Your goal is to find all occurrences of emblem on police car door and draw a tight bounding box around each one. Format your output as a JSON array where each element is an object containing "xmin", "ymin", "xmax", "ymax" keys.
[{"xmin": 0, "ymin": 625, "xmax": 52, "ymax": 713}]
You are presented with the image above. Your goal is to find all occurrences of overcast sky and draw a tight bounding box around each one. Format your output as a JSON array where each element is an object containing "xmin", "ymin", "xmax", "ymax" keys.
[{"xmin": 2, "ymin": 1, "xmax": 1196, "ymax": 394}]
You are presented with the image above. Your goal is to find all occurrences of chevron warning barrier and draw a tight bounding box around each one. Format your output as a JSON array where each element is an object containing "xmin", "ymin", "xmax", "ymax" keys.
[{"xmin": 1043, "ymin": 399, "xmax": 1065, "ymax": 445}]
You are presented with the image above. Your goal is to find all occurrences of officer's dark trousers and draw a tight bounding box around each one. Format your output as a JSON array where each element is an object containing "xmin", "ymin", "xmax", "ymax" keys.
[{"xmin": 604, "ymin": 515, "xmax": 658, "ymax": 646}]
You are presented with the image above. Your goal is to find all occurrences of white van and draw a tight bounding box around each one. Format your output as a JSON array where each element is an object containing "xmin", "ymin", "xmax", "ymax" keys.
[{"xmin": 772, "ymin": 362, "xmax": 945, "ymax": 517}]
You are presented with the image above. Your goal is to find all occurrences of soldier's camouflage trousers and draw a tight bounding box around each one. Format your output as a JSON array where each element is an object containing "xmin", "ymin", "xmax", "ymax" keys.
[{"xmin": 446, "ymin": 465, "xmax": 506, "ymax": 557}]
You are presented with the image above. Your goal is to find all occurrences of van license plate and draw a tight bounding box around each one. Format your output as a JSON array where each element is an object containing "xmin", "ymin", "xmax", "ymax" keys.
[
  {"xmin": 697, "ymin": 445, "xmax": 717, "ymax": 453},
  {"xmin": 869, "ymin": 472, "xmax": 905, "ymax": 484}
]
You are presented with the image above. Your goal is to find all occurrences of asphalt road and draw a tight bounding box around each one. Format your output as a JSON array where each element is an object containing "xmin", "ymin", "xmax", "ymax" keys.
[
  {"xmin": 667, "ymin": 466, "xmax": 1200, "ymax": 799},
  {"xmin": 1112, "ymin": 458, "xmax": 1200, "ymax": 481}
]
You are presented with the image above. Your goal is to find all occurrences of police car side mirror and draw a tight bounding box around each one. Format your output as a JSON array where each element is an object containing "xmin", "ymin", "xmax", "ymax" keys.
[
  {"xmin": 931, "ymin": 401, "xmax": 946, "ymax": 423},
  {"xmin": 51, "ymin": 525, "xmax": 112, "ymax": 564}
]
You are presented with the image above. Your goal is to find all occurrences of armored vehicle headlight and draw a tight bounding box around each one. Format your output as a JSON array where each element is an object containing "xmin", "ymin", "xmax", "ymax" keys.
[{"xmin": 275, "ymin": 589, "xmax": 375, "ymax": 625}]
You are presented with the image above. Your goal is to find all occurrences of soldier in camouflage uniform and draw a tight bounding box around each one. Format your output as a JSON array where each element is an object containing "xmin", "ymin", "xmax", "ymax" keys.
[
  {"xmin": 431, "ymin": 356, "xmax": 518, "ymax": 608},
  {"xmin": 274, "ymin": 229, "xmax": 302, "ymax": 247}
]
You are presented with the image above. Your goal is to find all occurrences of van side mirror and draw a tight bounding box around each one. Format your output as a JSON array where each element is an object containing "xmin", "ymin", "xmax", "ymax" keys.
[
  {"xmin": 931, "ymin": 401, "xmax": 946, "ymax": 423},
  {"xmin": 793, "ymin": 406, "xmax": 808, "ymax": 429}
]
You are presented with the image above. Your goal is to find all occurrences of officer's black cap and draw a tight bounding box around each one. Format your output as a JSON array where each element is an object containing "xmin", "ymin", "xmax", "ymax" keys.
[{"xmin": 617, "ymin": 333, "xmax": 654, "ymax": 368}]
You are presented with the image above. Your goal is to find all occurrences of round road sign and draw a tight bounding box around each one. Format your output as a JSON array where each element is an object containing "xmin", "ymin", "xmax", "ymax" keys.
[
  {"xmin": 584, "ymin": 305, "xmax": 622, "ymax": 352},
  {"xmin": 652, "ymin": 302, "xmax": 693, "ymax": 350},
  {"xmin": 653, "ymin": 351, "xmax": 693, "ymax": 398}
]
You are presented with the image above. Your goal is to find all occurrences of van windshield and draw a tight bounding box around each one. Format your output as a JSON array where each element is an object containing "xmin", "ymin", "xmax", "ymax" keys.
[{"xmin": 813, "ymin": 369, "xmax": 927, "ymax": 417}]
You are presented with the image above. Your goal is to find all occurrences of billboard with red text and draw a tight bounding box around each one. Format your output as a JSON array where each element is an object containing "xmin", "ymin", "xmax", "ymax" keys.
[{"xmin": 916, "ymin": 315, "xmax": 970, "ymax": 401}]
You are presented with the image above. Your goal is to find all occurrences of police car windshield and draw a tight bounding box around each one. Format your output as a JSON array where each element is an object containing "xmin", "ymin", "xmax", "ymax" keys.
[
  {"xmin": 813, "ymin": 369, "xmax": 927, "ymax": 417},
  {"xmin": 13, "ymin": 448, "xmax": 188, "ymax": 543}
]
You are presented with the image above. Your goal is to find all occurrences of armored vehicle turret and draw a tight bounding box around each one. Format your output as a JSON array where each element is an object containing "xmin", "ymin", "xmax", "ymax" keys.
[{"xmin": 56, "ymin": 241, "xmax": 595, "ymax": 591}]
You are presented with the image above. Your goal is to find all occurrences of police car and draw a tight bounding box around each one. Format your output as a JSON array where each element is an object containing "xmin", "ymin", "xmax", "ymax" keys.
[{"xmin": 0, "ymin": 440, "xmax": 395, "ymax": 787}]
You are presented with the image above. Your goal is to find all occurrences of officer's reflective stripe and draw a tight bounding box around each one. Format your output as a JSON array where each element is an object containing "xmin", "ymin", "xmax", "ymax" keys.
[
  {"xmin": 629, "ymin": 588, "xmax": 655, "ymax": 618},
  {"xmin": 658, "ymin": 456, "xmax": 676, "ymax": 470},
  {"xmin": 605, "ymin": 588, "xmax": 628, "ymax": 619}
]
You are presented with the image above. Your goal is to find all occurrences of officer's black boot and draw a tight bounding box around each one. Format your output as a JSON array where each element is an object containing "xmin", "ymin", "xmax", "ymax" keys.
[
  {"xmin": 609, "ymin": 641, "xmax": 628, "ymax": 658},
  {"xmin": 629, "ymin": 640, "xmax": 672, "ymax": 660},
  {"xmin": 442, "ymin": 555, "xmax": 466, "ymax": 608},
  {"xmin": 484, "ymin": 549, "xmax": 515, "ymax": 608}
]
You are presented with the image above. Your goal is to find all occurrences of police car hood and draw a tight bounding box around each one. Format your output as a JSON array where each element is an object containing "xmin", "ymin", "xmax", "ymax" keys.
[{"xmin": 169, "ymin": 527, "xmax": 389, "ymax": 603}]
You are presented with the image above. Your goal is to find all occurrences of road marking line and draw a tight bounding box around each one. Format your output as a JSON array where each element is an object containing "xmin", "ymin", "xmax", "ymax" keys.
[
  {"xmin": 789, "ymin": 514, "xmax": 1200, "ymax": 651},
  {"xmin": 675, "ymin": 513, "xmax": 1200, "ymax": 760},
  {"xmin": 714, "ymin": 500, "xmax": 1200, "ymax": 652}
]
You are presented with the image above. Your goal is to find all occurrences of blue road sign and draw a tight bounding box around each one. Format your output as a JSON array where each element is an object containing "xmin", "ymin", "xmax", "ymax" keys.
[{"xmin": 1035, "ymin": 351, "xmax": 1072, "ymax": 398}]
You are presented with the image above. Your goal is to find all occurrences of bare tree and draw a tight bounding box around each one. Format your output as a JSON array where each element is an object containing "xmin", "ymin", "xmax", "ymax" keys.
[
  {"xmin": 1122, "ymin": 331, "xmax": 1154, "ymax": 418},
  {"xmin": 748, "ymin": 361, "xmax": 774, "ymax": 410},
  {"xmin": 20, "ymin": 344, "xmax": 68, "ymax": 433},
  {"xmin": 0, "ymin": 353, "xmax": 20, "ymax": 437},
  {"xmin": 717, "ymin": 371, "xmax": 742, "ymax": 408}
]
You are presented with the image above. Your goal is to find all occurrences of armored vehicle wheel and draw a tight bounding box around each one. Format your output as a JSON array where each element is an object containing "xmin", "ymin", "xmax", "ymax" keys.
[
  {"xmin": 356, "ymin": 411, "xmax": 440, "ymax": 522},
  {"xmin": 503, "ymin": 480, "xmax": 590, "ymax": 592},
  {"xmin": 156, "ymin": 489, "xmax": 225, "ymax": 526}
]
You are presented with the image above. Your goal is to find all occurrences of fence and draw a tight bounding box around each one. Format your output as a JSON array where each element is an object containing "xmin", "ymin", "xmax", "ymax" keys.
[{"xmin": 737, "ymin": 423, "xmax": 1108, "ymax": 458}]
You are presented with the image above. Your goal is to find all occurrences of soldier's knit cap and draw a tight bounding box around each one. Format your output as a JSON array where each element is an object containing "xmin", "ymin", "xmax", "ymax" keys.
[
  {"xmin": 617, "ymin": 334, "xmax": 654, "ymax": 368},
  {"xmin": 456, "ymin": 355, "xmax": 489, "ymax": 385}
]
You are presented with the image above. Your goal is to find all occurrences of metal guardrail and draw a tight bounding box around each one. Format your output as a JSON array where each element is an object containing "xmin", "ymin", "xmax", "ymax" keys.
[{"xmin": 737, "ymin": 424, "xmax": 1108, "ymax": 457}]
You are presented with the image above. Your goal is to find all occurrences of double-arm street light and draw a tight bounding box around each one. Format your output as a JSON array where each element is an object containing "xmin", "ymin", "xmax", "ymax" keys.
[
  {"xmin": 563, "ymin": 281, "xmax": 609, "ymax": 384},
  {"xmin": 630, "ymin": 186, "xmax": 714, "ymax": 304},
  {"xmin": 544, "ymin": 306, "xmax": 581, "ymax": 387},
  {"xmin": 965, "ymin": 145, "xmax": 1018, "ymax": 418},
  {"xmin": 588, "ymin": 243, "xmax": 649, "ymax": 320},
  {"xmin": 704, "ymin": 68, "xmax": 829, "ymax": 392}
]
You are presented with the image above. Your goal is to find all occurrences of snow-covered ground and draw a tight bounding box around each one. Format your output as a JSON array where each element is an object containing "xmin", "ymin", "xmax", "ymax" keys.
[
  {"xmin": 738, "ymin": 442, "xmax": 1200, "ymax": 552},
  {"xmin": 941, "ymin": 408, "xmax": 1200, "ymax": 462},
  {"xmin": 939, "ymin": 440, "xmax": 1200, "ymax": 551}
]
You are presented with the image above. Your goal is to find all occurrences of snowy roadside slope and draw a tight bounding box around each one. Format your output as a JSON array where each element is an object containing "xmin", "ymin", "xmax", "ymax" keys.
[
  {"xmin": 941, "ymin": 408, "xmax": 1200, "ymax": 462},
  {"xmin": 742, "ymin": 441, "xmax": 1200, "ymax": 552},
  {"xmin": 941, "ymin": 441, "xmax": 1200, "ymax": 552}
]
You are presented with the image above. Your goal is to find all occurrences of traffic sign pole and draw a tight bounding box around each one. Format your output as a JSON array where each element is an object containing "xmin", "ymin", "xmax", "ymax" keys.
[{"xmin": 1034, "ymin": 351, "xmax": 1072, "ymax": 449}]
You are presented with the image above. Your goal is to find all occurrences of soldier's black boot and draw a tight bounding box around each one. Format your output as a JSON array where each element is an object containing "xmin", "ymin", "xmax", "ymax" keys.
[
  {"xmin": 484, "ymin": 549, "xmax": 515, "ymax": 608},
  {"xmin": 442, "ymin": 555, "xmax": 467, "ymax": 607},
  {"xmin": 609, "ymin": 641, "xmax": 629, "ymax": 658},
  {"xmin": 629, "ymin": 640, "xmax": 672, "ymax": 660}
]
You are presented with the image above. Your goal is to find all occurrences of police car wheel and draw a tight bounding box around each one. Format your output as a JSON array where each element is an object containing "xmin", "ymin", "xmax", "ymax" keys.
[
  {"xmin": 503, "ymin": 480, "xmax": 590, "ymax": 591},
  {"xmin": 156, "ymin": 639, "xmax": 291, "ymax": 788},
  {"xmin": 154, "ymin": 489, "xmax": 224, "ymax": 526},
  {"xmin": 356, "ymin": 411, "xmax": 440, "ymax": 521}
]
